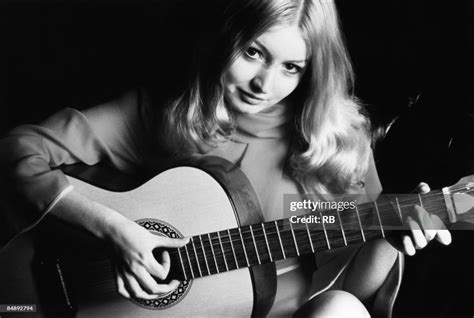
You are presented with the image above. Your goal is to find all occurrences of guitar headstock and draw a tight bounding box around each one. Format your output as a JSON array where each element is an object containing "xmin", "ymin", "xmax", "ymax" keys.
[{"xmin": 444, "ymin": 175, "xmax": 474, "ymax": 225}]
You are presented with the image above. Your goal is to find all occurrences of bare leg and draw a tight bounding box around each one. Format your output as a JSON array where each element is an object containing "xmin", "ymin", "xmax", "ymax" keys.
[
  {"xmin": 343, "ymin": 239, "xmax": 398, "ymax": 302},
  {"xmin": 293, "ymin": 290, "xmax": 370, "ymax": 318}
]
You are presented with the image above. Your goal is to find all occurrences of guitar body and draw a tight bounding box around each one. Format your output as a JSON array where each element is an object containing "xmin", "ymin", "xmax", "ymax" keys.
[
  {"xmin": 73, "ymin": 166, "xmax": 251, "ymax": 317},
  {"xmin": 1, "ymin": 155, "xmax": 472, "ymax": 317},
  {"xmin": 0, "ymin": 157, "xmax": 277, "ymax": 317}
]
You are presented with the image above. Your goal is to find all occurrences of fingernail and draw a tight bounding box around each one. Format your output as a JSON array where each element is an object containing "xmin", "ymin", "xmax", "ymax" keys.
[
  {"xmin": 421, "ymin": 183, "xmax": 430, "ymax": 193},
  {"xmin": 446, "ymin": 233, "xmax": 452, "ymax": 245}
]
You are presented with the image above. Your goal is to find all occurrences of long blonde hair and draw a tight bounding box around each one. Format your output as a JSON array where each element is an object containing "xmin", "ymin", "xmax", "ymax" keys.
[{"xmin": 160, "ymin": 0, "xmax": 372, "ymax": 194}]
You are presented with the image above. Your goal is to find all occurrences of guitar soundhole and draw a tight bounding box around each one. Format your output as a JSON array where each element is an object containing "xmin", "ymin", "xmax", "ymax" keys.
[{"xmin": 132, "ymin": 218, "xmax": 192, "ymax": 310}]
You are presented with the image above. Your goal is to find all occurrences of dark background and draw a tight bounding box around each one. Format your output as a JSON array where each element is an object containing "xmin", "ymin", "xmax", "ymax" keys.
[{"xmin": 0, "ymin": 0, "xmax": 473, "ymax": 317}]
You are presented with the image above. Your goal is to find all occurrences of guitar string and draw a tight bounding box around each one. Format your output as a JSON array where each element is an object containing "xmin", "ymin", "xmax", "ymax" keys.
[
  {"xmin": 170, "ymin": 187, "xmax": 473, "ymax": 264},
  {"xmin": 78, "ymin": 188, "xmax": 472, "ymax": 269},
  {"xmin": 182, "ymin": 190, "xmax": 455, "ymax": 251},
  {"xmin": 176, "ymin": 198, "xmax": 462, "ymax": 274},
  {"xmin": 158, "ymin": 206, "xmax": 452, "ymax": 278},
  {"xmin": 73, "ymin": 202, "xmax": 462, "ymax": 288},
  {"xmin": 182, "ymin": 194, "xmax": 452, "ymax": 250},
  {"xmin": 79, "ymin": 204, "xmax": 446, "ymax": 288},
  {"xmin": 66, "ymin": 187, "xmax": 473, "ymax": 283},
  {"xmin": 72, "ymin": 199, "xmax": 456, "ymax": 274},
  {"xmin": 76, "ymin": 195, "xmax": 461, "ymax": 278}
]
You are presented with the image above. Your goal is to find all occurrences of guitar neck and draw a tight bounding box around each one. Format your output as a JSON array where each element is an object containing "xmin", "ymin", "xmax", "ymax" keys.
[{"xmin": 170, "ymin": 188, "xmax": 461, "ymax": 280}]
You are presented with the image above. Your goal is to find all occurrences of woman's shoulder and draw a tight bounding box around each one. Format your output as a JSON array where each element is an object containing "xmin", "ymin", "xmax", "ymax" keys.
[
  {"xmin": 107, "ymin": 87, "xmax": 155, "ymax": 120},
  {"xmin": 84, "ymin": 87, "xmax": 158, "ymax": 135}
]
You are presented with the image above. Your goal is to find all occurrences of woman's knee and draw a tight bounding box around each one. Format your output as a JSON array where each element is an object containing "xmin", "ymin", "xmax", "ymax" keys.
[{"xmin": 293, "ymin": 290, "xmax": 370, "ymax": 318}]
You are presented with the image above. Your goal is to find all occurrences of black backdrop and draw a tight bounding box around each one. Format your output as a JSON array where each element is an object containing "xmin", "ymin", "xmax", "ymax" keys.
[
  {"xmin": 1, "ymin": 0, "xmax": 473, "ymax": 317},
  {"xmin": 1, "ymin": 0, "xmax": 472, "ymax": 132}
]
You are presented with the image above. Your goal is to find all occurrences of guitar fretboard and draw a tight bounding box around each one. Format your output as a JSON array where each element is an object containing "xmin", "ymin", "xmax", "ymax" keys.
[{"xmin": 170, "ymin": 190, "xmax": 451, "ymax": 280}]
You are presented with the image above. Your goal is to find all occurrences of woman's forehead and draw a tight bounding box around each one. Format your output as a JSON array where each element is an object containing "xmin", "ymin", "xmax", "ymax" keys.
[{"xmin": 254, "ymin": 25, "xmax": 308, "ymax": 62}]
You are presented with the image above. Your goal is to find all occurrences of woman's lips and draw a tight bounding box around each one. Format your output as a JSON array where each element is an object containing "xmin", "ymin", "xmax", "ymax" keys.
[{"xmin": 238, "ymin": 89, "xmax": 266, "ymax": 105}]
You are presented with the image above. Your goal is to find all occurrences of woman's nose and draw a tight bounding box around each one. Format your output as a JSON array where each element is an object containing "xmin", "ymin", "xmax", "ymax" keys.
[{"xmin": 250, "ymin": 67, "xmax": 275, "ymax": 94}]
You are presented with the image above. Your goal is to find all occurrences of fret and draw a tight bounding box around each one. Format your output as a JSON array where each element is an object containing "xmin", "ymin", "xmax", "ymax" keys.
[
  {"xmin": 335, "ymin": 209, "xmax": 347, "ymax": 246},
  {"xmin": 427, "ymin": 190, "xmax": 452, "ymax": 224},
  {"xmin": 219, "ymin": 230, "xmax": 238, "ymax": 270},
  {"xmin": 304, "ymin": 222, "xmax": 315, "ymax": 252},
  {"xmin": 191, "ymin": 236, "xmax": 209, "ymax": 276},
  {"xmin": 207, "ymin": 233, "xmax": 220, "ymax": 274},
  {"xmin": 442, "ymin": 186, "xmax": 457, "ymax": 223},
  {"xmin": 374, "ymin": 201, "xmax": 385, "ymax": 238},
  {"xmin": 210, "ymin": 232, "xmax": 229, "ymax": 273},
  {"xmin": 210, "ymin": 232, "xmax": 228, "ymax": 273},
  {"xmin": 319, "ymin": 211, "xmax": 331, "ymax": 250},
  {"xmin": 289, "ymin": 221, "xmax": 300, "ymax": 256},
  {"xmin": 177, "ymin": 247, "xmax": 188, "ymax": 281},
  {"xmin": 217, "ymin": 232, "xmax": 229, "ymax": 271},
  {"xmin": 250, "ymin": 224, "xmax": 271, "ymax": 263},
  {"xmin": 418, "ymin": 193, "xmax": 424, "ymax": 208},
  {"xmin": 199, "ymin": 235, "xmax": 211, "ymax": 275},
  {"xmin": 275, "ymin": 220, "xmax": 286, "ymax": 259},
  {"xmin": 293, "ymin": 219, "xmax": 318, "ymax": 254},
  {"xmin": 249, "ymin": 225, "xmax": 261, "ymax": 264},
  {"xmin": 200, "ymin": 234, "xmax": 218, "ymax": 275},
  {"xmin": 261, "ymin": 221, "xmax": 285, "ymax": 260},
  {"xmin": 229, "ymin": 228, "xmax": 248, "ymax": 268},
  {"xmin": 238, "ymin": 227, "xmax": 250, "ymax": 267},
  {"xmin": 261, "ymin": 223, "xmax": 273, "ymax": 262},
  {"xmin": 190, "ymin": 237, "xmax": 203, "ymax": 277},
  {"xmin": 227, "ymin": 229, "xmax": 239, "ymax": 268},
  {"xmin": 355, "ymin": 206, "xmax": 366, "ymax": 242},
  {"xmin": 241, "ymin": 226, "xmax": 259, "ymax": 264},
  {"xmin": 395, "ymin": 197, "xmax": 403, "ymax": 221},
  {"xmin": 278, "ymin": 220, "xmax": 299, "ymax": 257},
  {"xmin": 184, "ymin": 244, "xmax": 196, "ymax": 279}
]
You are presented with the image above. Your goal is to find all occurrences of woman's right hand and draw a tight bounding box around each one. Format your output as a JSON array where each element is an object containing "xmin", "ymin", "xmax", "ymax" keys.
[
  {"xmin": 104, "ymin": 218, "xmax": 189, "ymax": 300},
  {"xmin": 50, "ymin": 190, "xmax": 189, "ymax": 301}
]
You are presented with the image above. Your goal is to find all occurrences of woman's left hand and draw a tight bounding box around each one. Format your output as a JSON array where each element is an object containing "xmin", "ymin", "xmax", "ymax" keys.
[{"xmin": 387, "ymin": 182, "xmax": 452, "ymax": 255}]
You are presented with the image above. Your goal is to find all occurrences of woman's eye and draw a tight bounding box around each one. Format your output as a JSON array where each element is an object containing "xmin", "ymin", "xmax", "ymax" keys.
[
  {"xmin": 245, "ymin": 47, "xmax": 261, "ymax": 59},
  {"xmin": 284, "ymin": 63, "xmax": 301, "ymax": 74}
]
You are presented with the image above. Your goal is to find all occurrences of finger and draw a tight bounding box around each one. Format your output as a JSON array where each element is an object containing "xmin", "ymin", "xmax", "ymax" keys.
[
  {"xmin": 116, "ymin": 269, "xmax": 131, "ymax": 299},
  {"xmin": 403, "ymin": 235, "xmax": 416, "ymax": 256},
  {"xmin": 145, "ymin": 250, "xmax": 170, "ymax": 280},
  {"xmin": 160, "ymin": 250, "xmax": 171, "ymax": 277},
  {"xmin": 424, "ymin": 228, "xmax": 437, "ymax": 242},
  {"xmin": 430, "ymin": 215, "xmax": 452, "ymax": 245},
  {"xmin": 435, "ymin": 230, "xmax": 452, "ymax": 245},
  {"xmin": 411, "ymin": 205, "xmax": 436, "ymax": 242},
  {"xmin": 136, "ymin": 265, "xmax": 179, "ymax": 294},
  {"xmin": 424, "ymin": 215, "xmax": 438, "ymax": 242},
  {"xmin": 153, "ymin": 279, "xmax": 180, "ymax": 295},
  {"xmin": 419, "ymin": 182, "xmax": 430, "ymax": 194},
  {"xmin": 407, "ymin": 216, "xmax": 427, "ymax": 249},
  {"xmin": 155, "ymin": 236, "xmax": 190, "ymax": 248},
  {"xmin": 133, "ymin": 265, "xmax": 166, "ymax": 295},
  {"xmin": 413, "ymin": 182, "xmax": 430, "ymax": 194},
  {"xmin": 123, "ymin": 270, "xmax": 159, "ymax": 300}
]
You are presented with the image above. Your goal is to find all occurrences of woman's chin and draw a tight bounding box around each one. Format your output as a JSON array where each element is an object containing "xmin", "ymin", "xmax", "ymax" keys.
[{"xmin": 229, "ymin": 101, "xmax": 272, "ymax": 114}]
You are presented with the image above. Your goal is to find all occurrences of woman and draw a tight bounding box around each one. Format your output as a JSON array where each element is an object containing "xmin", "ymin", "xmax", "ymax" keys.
[{"xmin": 0, "ymin": 0, "xmax": 450, "ymax": 316}]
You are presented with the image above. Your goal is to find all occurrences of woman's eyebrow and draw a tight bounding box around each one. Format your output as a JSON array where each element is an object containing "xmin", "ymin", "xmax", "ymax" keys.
[{"xmin": 254, "ymin": 40, "xmax": 307, "ymax": 65}]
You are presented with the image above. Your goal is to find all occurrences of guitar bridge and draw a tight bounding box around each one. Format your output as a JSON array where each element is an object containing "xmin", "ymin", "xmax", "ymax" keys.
[{"xmin": 34, "ymin": 257, "xmax": 76, "ymax": 317}]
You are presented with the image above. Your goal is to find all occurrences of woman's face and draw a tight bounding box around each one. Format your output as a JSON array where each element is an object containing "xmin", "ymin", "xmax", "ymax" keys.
[{"xmin": 224, "ymin": 25, "xmax": 308, "ymax": 114}]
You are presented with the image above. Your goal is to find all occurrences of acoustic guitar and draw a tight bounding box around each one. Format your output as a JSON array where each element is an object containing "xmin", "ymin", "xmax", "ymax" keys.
[{"xmin": 0, "ymin": 156, "xmax": 473, "ymax": 318}]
